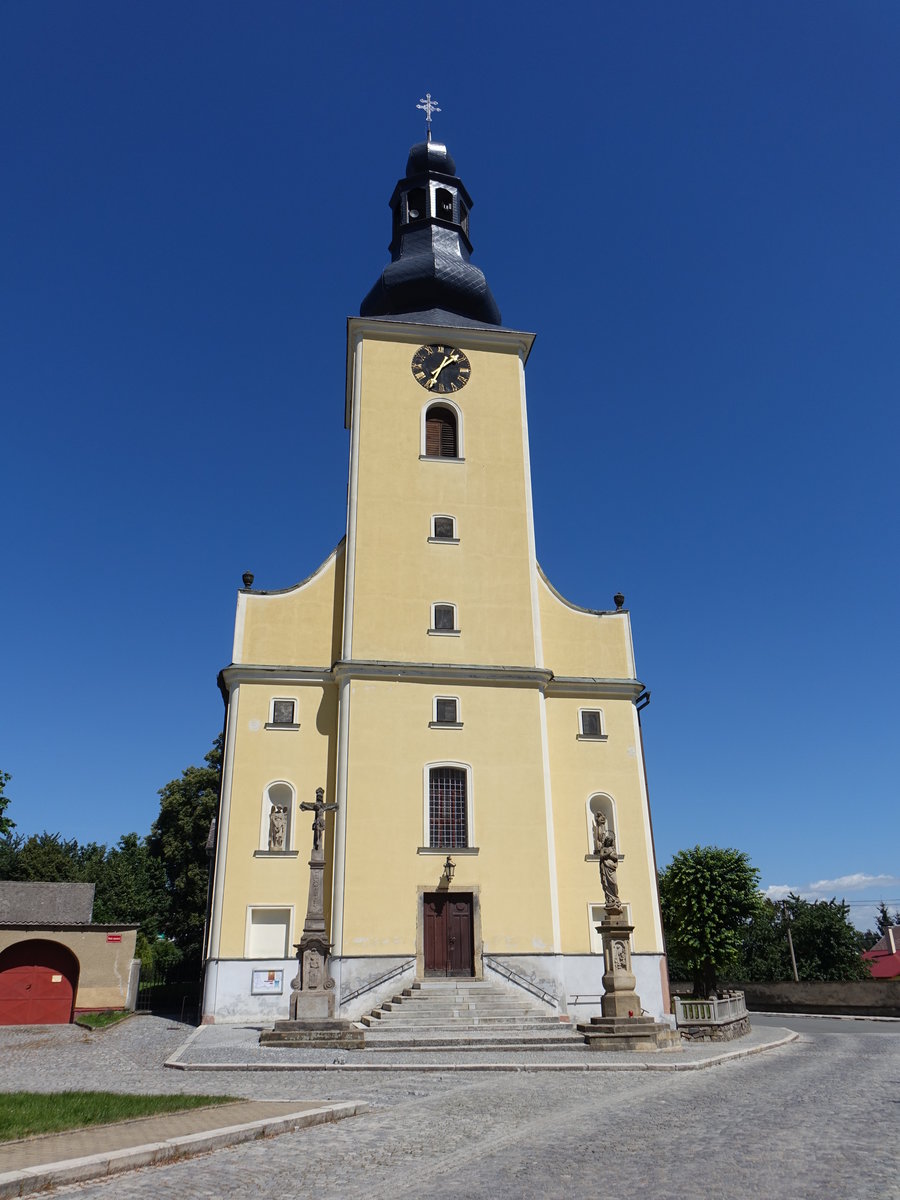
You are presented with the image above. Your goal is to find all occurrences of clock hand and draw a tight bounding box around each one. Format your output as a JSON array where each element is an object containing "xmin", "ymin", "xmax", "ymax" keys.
[{"xmin": 426, "ymin": 355, "xmax": 454, "ymax": 387}]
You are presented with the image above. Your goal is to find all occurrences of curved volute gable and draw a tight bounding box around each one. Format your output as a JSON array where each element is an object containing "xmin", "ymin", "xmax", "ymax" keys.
[
  {"xmin": 537, "ymin": 568, "xmax": 635, "ymax": 680},
  {"xmin": 235, "ymin": 540, "xmax": 345, "ymax": 667}
]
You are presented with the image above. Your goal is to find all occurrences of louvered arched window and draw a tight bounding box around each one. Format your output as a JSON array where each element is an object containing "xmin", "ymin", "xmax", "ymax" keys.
[{"xmin": 424, "ymin": 405, "xmax": 458, "ymax": 458}]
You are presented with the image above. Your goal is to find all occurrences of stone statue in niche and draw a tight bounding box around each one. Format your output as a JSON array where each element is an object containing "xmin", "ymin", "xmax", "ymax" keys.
[
  {"xmin": 599, "ymin": 830, "xmax": 623, "ymax": 912},
  {"xmin": 613, "ymin": 940, "xmax": 628, "ymax": 972},
  {"xmin": 592, "ymin": 809, "xmax": 608, "ymax": 855},
  {"xmin": 268, "ymin": 805, "xmax": 288, "ymax": 851}
]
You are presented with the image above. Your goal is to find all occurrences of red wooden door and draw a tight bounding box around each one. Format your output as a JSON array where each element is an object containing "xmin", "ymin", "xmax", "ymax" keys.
[
  {"xmin": 0, "ymin": 940, "xmax": 78, "ymax": 1025},
  {"xmin": 423, "ymin": 894, "xmax": 473, "ymax": 977}
]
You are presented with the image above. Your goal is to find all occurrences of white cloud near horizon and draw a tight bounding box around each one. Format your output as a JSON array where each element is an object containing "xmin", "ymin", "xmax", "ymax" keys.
[
  {"xmin": 763, "ymin": 873, "xmax": 900, "ymax": 903},
  {"xmin": 806, "ymin": 873, "xmax": 900, "ymax": 893}
]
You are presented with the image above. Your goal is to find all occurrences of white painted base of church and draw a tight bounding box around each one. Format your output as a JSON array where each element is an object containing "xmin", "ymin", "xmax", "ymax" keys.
[{"xmin": 202, "ymin": 953, "xmax": 671, "ymax": 1026}]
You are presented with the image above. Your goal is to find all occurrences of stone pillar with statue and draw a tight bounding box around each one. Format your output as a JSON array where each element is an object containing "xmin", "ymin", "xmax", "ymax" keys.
[
  {"xmin": 259, "ymin": 787, "xmax": 364, "ymax": 1049},
  {"xmin": 577, "ymin": 828, "xmax": 681, "ymax": 1052}
]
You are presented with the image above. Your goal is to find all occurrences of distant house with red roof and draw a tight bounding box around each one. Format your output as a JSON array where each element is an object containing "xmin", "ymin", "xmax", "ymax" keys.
[{"xmin": 863, "ymin": 926, "xmax": 900, "ymax": 979}]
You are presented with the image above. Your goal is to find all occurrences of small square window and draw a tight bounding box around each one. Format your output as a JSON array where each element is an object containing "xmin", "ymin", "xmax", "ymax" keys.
[
  {"xmin": 436, "ymin": 698, "xmax": 458, "ymax": 724},
  {"xmin": 433, "ymin": 516, "xmax": 455, "ymax": 540},
  {"xmin": 580, "ymin": 710, "xmax": 602, "ymax": 737},
  {"xmin": 272, "ymin": 700, "xmax": 296, "ymax": 726},
  {"xmin": 433, "ymin": 604, "xmax": 455, "ymax": 631}
]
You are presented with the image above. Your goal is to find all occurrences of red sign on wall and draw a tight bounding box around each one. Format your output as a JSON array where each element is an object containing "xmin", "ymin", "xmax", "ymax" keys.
[{"xmin": 106, "ymin": 934, "xmax": 122, "ymax": 943}]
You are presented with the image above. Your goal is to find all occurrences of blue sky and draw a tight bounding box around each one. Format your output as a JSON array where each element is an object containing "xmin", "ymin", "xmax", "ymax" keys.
[{"xmin": 2, "ymin": 2, "xmax": 898, "ymax": 929}]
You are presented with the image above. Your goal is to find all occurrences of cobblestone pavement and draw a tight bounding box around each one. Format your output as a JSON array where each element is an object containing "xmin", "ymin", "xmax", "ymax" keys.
[{"xmin": 1, "ymin": 1016, "xmax": 897, "ymax": 1199}]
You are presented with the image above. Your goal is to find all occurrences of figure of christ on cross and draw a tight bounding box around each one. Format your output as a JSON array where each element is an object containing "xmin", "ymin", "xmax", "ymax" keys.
[{"xmin": 299, "ymin": 787, "xmax": 338, "ymax": 852}]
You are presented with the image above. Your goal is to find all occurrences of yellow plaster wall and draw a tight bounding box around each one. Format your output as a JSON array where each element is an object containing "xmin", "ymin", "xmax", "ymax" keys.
[
  {"xmin": 545, "ymin": 697, "xmax": 663, "ymax": 954},
  {"xmin": 216, "ymin": 681, "xmax": 338, "ymax": 958},
  {"xmin": 538, "ymin": 572, "xmax": 634, "ymax": 679},
  {"xmin": 237, "ymin": 542, "xmax": 344, "ymax": 667},
  {"xmin": 349, "ymin": 335, "xmax": 537, "ymax": 666},
  {"xmin": 340, "ymin": 679, "xmax": 557, "ymax": 955}
]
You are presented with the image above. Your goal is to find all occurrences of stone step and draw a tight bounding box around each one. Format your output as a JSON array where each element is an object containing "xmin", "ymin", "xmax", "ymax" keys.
[
  {"xmin": 384, "ymin": 998, "xmax": 547, "ymax": 1008},
  {"xmin": 360, "ymin": 1027, "xmax": 585, "ymax": 1046},
  {"xmin": 369, "ymin": 1007, "xmax": 560, "ymax": 1019},
  {"xmin": 360, "ymin": 1017, "xmax": 567, "ymax": 1030}
]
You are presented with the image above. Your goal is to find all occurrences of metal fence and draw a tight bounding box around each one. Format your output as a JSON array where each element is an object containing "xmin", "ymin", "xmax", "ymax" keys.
[{"xmin": 135, "ymin": 965, "xmax": 202, "ymax": 1024}]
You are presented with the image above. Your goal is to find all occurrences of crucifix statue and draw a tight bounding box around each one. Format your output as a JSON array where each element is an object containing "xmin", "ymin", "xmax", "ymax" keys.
[{"xmin": 300, "ymin": 787, "xmax": 338, "ymax": 853}]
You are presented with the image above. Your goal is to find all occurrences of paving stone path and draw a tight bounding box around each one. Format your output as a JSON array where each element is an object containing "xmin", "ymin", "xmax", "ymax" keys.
[{"xmin": 1, "ymin": 1016, "xmax": 897, "ymax": 1199}]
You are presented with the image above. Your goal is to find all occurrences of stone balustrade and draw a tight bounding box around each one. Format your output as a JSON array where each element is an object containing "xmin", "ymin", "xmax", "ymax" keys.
[{"xmin": 674, "ymin": 991, "xmax": 748, "ymax": 1026}]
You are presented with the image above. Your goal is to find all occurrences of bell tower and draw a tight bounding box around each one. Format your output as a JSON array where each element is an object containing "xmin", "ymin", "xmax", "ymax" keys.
[{"xmin": 203, "ymin": 115, "xmax": 668, "ymax": 1030}]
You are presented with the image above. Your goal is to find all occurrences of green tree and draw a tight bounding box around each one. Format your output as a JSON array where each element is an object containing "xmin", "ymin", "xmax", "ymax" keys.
[
  {"xmin": 784, "ymin": 894, "xmax": 871, "ymax": 981},
  {"xmin": 738, "ymin": 894, "xmax": 871, "ymax": 981},
  {"xmin": 658, "ymin": 845, "xmax": 761, "ymax": 997},
  {"xmin": 0, "ymin": 771, "xmax": 14, "ymax": 837},
  {"xmin": 92, "ymin": 833, "xmax": 170, "ymax": 947},
  {"xmin": 875, "ymin": 901, "xmax": 900, "ymax": 938},
  {"xmin": 148, "ymin": 735, "xmax": 222, "ymax": 970},
  {"xmin": 12, "ymin": 832, "xmax": 87, "ymax": 881},
  {"xmin": 0, "ymin": 833, "xmax": 22, "ymax": 881}
]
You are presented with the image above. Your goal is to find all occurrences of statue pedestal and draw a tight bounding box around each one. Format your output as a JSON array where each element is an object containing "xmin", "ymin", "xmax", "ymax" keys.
[
  {"xmin": 576, "ymin": 907, "xmax": 681, "ymax": 1052},
  {"xmin": 260, "ymin": 935, "xmax": 364, "ymax": 1049},
  {"xmin": 598, "ymin": 908, "xmax": 642, "ymax": 1018}
]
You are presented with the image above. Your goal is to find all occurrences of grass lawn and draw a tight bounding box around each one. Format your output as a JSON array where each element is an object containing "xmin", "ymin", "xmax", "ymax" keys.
[
  {"xmin": 75, "ymin": 1011, "xmax": 132, "ymax": 1029},
  {"xmin": 0, "ymin": 1092, "xmax": 238, "ymax": 1142}
]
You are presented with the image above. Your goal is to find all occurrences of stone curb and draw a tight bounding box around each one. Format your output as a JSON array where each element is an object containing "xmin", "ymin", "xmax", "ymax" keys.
[
  {"xmin": 0, "ymin": 1102, "xmax": 367, "ymax": 1200},
  {"xmin": 165, "ymin": 1029, "xmax": 798, "ymax": 1073},
  {"xmin": 750, "ymin": 1010, "xmax": 900, "ymax": 1022}
]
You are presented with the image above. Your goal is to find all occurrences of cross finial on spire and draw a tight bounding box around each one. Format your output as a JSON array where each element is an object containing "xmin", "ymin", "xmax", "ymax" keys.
[{"xmin": 417, "ymin": 92, "xmax": 441, "ymax": 142}]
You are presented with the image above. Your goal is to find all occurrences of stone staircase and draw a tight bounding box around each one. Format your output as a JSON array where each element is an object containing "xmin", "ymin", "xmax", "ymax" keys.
[{"xmin": 356, "ymin": 978, "xmax": 587, "ymax": 1052}]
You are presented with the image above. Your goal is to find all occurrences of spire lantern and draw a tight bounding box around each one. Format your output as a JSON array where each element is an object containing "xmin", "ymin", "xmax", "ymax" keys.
[{"xmin": 360, "ymin": 128, "xmax": 501, "ymax": 328}]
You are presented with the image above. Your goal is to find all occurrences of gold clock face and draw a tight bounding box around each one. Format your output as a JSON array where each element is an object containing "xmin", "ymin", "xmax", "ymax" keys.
[{"xmin": 411, "ymin": 344, "xmax": 471, "ymax": 393}]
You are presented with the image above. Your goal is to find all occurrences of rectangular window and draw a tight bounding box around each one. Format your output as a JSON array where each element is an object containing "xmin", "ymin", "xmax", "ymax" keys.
[
  {"xmin": 272, "ymin": 699, "xmax": 296, "ymax": 726},
  {"xmin": 580, "ymin": 710, "xmax": 602, "ymax": 737},
  {"xmin": 429, "ymin": 767, "xmax": 468, "ymax": 848},
  {"xmin": 435, "ymin": 698, "xmax": 458, "ymax": 724},
  {"xmin": 433, "ymin": 516, "xmax": 455, "ymax": 540},
  {"xmin": 433, "ymin": 603, "xmax": 455, "ymax": 631}
]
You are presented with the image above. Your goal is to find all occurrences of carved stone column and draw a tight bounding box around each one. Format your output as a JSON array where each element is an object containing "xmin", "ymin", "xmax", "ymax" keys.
[
  {"xmin": 598, "ymin": 908, "xmax": 642, "ymax": 1019},
  {"xmin": 260, "ymin": 787, "xmax": 363, "ymax": 1049}
]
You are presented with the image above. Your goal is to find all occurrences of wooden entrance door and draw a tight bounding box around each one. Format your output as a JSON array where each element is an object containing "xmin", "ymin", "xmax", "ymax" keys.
[
  {"xmin": 423, "ymin": 893, "xmax": 474, "ymax": 977},
  {"xmin": 0, "ymin": 940, "xmax": 78, "ymax": 1025}
]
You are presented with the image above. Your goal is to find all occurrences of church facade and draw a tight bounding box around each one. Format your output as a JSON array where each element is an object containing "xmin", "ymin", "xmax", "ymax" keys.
[{"xmin": 201, "ymin": 135, "xmax": 669, "ymax": 1025}]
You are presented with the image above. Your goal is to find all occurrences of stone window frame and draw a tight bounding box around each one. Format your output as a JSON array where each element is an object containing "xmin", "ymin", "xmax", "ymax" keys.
[
  {"xmin": 577, "ymin": 707, "xmax": 607, "ymax": 741},
  {"xmin": 587, "ymin": 902, "xmax": 633, "ymax": 955},
  {"xmin": 429, "ymin": 601, "xmax": 460, "ymax": 636},
  {"xmin": 430, "ymin": 695, "xmax": 462, "ymax": 729},
  {"xmin": 420, "ymin": 398, "xmax": 465, "ymax": 462},
  {"xmin": 428, "ymin": 513, "xmax": 459, "ymax": 544},
  {"xmin": 266, "ymin": 696, "xmax": 300, "ymax": 731},
  {"xmin": 422, "ymin": 760, "xmax": 475, "ymax": 850}
]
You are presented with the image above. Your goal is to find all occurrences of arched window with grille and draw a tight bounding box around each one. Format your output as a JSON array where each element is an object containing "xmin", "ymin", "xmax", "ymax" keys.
[
  {"xmin": 428, "ymin": 766, "xmax": 469, "ymax": 848},
  {"xmin": 424, "ymin": 404, "xmax": 459, "ymax": 458}
]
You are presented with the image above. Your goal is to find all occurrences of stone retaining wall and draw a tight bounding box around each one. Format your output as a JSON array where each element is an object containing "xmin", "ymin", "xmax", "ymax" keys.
[
  {"xmin": 672, "ymin": 979, "xmax": 900, "ymax": 1018},
  {"xmin": 679, "ymin": 1015, "xmax": 751, "ymax": 1042}
]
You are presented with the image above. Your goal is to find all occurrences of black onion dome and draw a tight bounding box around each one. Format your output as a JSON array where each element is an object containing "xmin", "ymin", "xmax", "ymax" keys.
[
  {"xmin": 406, "ymin": 140, "xmax": 456, "ymax": 177},
  {"xmin": 360, "ymin": 140, "xmax": 501, "ymax": 327}
]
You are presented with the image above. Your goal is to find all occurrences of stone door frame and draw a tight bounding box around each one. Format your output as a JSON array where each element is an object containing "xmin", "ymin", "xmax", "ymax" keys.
[{"xmin": 415, "ymin": 885, "xmax": 483, "ymax": 981}]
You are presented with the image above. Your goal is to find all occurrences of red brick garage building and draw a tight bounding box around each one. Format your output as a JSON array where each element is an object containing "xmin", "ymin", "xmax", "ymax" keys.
[{"xmin": 0, "ymin": 883, "xmax": 139, "ymax": 1024}]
